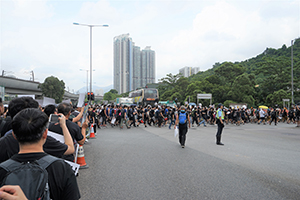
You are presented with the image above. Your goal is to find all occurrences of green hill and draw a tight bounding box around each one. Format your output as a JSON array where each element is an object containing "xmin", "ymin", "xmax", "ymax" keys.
[{"xmin": 158, "ymin": 38, "xmax": 300, "ymax": 108}]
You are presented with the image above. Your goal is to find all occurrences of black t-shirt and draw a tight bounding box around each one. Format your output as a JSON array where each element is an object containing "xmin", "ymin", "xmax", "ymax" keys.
[
  {"xmin": 89, "ymin": 111, "xmax": 96, "ymax": 123},
  {"xmin": 48, "ymin": 120, "xmax": 83, "ymax": 161},
  {"xmin": 0, "ymin": 152, "xmax": 80, "ymax": 200},
  {"xmin": 116, "ymin": 109, "xmax": 121, "ymax": 118},
  {"xmin": 0, "ymin": 117, "xmax": 11, "ymax": 137},
  {"xmin": 100, "ymin": 108, "xmax": 106, "ymax": 117},
  {"xmin": 149, "ymin": 110, "xmax": 154, "ymax": 117},
  {"xmin": 170, "ymin": 110, "xmax": 175, "ymax": 120},
  {"xmin": 296, "ymin": 108, "xmax": 300, "ymax": 117},
  {"xmin": 0, "ymin": 132, "xmax": 67, "ymax": 163}
]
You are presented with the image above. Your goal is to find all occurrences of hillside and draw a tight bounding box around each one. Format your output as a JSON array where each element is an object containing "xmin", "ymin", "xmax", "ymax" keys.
[{"xmin": 158, "ymin": 38, "xmax": 300, "ymax": 107}]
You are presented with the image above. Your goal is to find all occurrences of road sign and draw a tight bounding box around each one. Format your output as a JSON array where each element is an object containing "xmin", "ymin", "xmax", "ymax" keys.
[
  {"xmin": 197, "ymin": 94, "xmax": 212, "ymax": 99},
  {"xmin": 197, "ymin": 94, "xmax": 212, "ymax": 105}
]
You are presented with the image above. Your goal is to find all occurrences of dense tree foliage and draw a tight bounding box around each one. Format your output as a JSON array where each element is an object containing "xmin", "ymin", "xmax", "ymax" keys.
[
  {"xmin": 103, "ymin": 89, "xmax": 122, "ymax": 101},
  {"xmin": 157, "ymin": 38, "xmax": 300, "ymax": 107},
  {"xmin": 39, "ymin": 76, "xmax": 65, "ymax": 103}
]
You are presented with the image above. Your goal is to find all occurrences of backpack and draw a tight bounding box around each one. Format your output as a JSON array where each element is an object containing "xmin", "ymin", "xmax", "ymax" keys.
[
  {"xmin": 155, "ymin": 110, "xmax": 159, "ymax": 118},
  {"xmin": 0, "ymin": 155, "xmax": 59, "ymax": 200},
  {"xmin": 179, "ymin": 112, "xmax": 187, "ymax": 124},
  {"xmin": 128, "ymin": 109, "xmax": 133, "ymax": 118},
  {"xmin": 271, "ymin": 111, "xmax": 276, "ymax": 117}
]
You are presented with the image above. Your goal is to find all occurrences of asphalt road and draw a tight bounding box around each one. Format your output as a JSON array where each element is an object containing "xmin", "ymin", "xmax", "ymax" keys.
[{"xmin": 77, "ymin": 122, "xmax": 300, "ymax": 200}]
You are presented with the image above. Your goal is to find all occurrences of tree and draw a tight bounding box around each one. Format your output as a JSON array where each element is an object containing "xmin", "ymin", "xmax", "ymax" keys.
[
  {"xmin": 266, "ymin": 89, "xmax": 289, "ymax": 107},
  {"xmin": 109, "ymin": 89, "xmax": 118, "ymax": 94},
  {"xmin": 227, "ymin": 73, "xmax": 255, "ymax": 106},
  {"xmin": 215, "ymin": 62, "xmax": 246, "ymax": 86},
  {"xmin": 104, "ymin": 91, "xmax": 121, "ymax": 101},
  {"xmin": 103, "ymin": 92, "xmax": 113, "ymax": 101},
  {"xmin": 38, "ymin": 76, "xmax": 65, "ymax": 103}
]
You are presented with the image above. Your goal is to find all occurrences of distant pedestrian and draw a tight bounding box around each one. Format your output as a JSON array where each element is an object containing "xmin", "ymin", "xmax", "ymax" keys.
[
  {"xmin": 175, "ymin": 106, "xmax": 191, "ymax": 148},
  {"xmin": 269, "ymin": 108, "xmax": 278, "ymax": 125},
  {"xmin": 296, "ymin": 104, "xmax": 300, "ymax": 127},
  {"xmin": 258, "ymin": 108, "xmax": 266, "ymax": 125},
  {"xmin": 216, "ymin": 103, "xmax": 225, "ymax": 145}
]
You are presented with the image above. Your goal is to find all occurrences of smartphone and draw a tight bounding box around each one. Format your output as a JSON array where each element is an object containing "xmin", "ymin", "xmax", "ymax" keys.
[{"xmin": 49, "ymin": 114, "xmax": 60, "ymax": 123}]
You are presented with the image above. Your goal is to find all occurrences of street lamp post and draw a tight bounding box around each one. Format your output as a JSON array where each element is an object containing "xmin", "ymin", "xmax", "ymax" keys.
[
  {"xmin": 73, "ymin": 22, "xmax": 109, "ymax": 104},
  {"xmin": 80, "ymin": 69, "xmax": 89, "ymax": 94},
  {"xmin": 291, "ymin": 40, "xmax": 294, "ymax": 105}
]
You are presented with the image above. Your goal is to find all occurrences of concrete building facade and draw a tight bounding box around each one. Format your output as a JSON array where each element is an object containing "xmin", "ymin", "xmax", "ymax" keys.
[
  {"xmin": 179, "ymin": 66, "xmax": 200, "ymax": 78},
  {"xmin": 113, "ymin": 34, "xmax": 133, "ymax": 94},
  {"xmin": 114, "ymin": 34, "xmax": 155, "ymax": 94}
]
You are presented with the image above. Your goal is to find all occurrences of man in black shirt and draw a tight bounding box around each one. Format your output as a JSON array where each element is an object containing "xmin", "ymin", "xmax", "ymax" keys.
[
  {"xmin": 0, "ymin": 108, "xmax": 80, "ymax": 200},
  {"xmin": 49, "ymin": 103, "xmax": 86, "ymax": 162}
]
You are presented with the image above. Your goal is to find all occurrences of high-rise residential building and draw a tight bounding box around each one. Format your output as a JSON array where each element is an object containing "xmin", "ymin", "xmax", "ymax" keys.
[
  {"xmin": 192, "ymin": 67, "xmax": 200, "ymax": 75},
  {"xmin": 114, "ymin": 34, "xmax": 155, "ymax": 94},
  {"xmin": 141, "ymin": 46, "xmax": 155, "ymax": 88},
  {"xmin": 132, "ymin": 45, "xmax": 141, "ymax": 91},
  {"xmin": 113, "ymin": 34, "xmax": 133, "ymax": 94},
  {"xmin": 179, "ymin": 66, "xmax": 200, "ymax": 78}
]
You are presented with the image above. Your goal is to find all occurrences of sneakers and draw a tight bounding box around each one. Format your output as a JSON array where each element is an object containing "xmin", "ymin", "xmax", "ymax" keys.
[{"xmin": 181, "ymin": 145, "xmax": 185, "ymax": 148}]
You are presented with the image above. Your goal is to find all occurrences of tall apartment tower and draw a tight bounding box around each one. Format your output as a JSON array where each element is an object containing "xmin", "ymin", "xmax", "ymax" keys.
[
  {"xmin": 141, "ymin": 46, "xmax": 155, "ymax": 88},
  {"xmin": 114, "ymin": 34, "xmax": 155, "ymax": 94},
  {"xmin": 132, "ymin": 45, "xmax": 141, "ymax": 91},
  {"xmin": 113, "ymin": 34, "xmax": 133, "ymax": 94}
]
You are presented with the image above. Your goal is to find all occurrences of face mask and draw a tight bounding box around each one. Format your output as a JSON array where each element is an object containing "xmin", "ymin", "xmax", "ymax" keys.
[{"xmin": 181, "ymin": 110, "xmax": 185, "ymax": 113}]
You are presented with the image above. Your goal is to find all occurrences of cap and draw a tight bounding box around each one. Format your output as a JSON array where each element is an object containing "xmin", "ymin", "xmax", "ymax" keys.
[{"xmin": 218, "ymin": 103, "xmax": 223, "ymax": 108}]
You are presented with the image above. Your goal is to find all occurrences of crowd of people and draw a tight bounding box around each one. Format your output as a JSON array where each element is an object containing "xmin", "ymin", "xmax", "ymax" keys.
[
  {"xmin": 0, "ymin": 97, "xmax": 85, "ymax": 200},
  {"xmin": 0, "ymin": 96, "xmax": 299, "ymax": 200},
  {"xmin": 86, "ymin": 103, "xmax": 300, "ymax": 129}
]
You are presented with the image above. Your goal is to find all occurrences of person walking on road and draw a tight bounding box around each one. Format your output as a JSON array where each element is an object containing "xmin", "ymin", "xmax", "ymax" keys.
[
  {"xmin": 296, "ymin": 104, "xmax": 300, "ymax": 127},
  {"xmin": 216, "ymin": 103, "xmax": 225, "ymax": 145},
  {"xmin": 174, "ymin": 106, "xmax": 191, "ymax": 148}
]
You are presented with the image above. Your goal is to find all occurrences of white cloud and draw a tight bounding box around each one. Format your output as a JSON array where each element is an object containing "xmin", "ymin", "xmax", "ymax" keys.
[
  {"xmin": 155, "ymin": 0, "xmax": 299, "ymax": 80},
  {"xmin": 79, "ymin": 0, "xmax": 120, "ymax": 23},
  {"xmin": 12, "ymin": 0, "xmax": 53, "ymax": 20}
]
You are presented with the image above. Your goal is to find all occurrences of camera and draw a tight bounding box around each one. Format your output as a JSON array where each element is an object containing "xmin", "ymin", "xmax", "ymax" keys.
[{"xmin": 49, "ymin": 114, "xmax": 61, "ymax": 123}]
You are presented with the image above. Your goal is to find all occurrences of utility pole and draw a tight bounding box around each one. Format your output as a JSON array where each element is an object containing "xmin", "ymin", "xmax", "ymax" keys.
[{"xmin": 291, "ymin": 40, "xmax": 294, "ymax": 105}]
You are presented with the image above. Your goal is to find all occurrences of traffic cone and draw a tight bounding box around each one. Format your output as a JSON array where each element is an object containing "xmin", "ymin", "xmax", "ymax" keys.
[
  {"xmin": 90, "ymin": 124, "xmax": 95, "ymax": 139},
  {"xmin": 76, "ymin": 145, "xmax": 89, "ymax": 169}
]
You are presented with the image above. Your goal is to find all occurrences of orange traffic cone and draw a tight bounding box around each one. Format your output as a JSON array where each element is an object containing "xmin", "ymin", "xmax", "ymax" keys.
[
  {"xmin": 76, "ymin": 145, "xmax": 89, "ymax": 169},
  {"xmin": 90, "ymin": 124, "xmax": 95, "ymax": 139}
]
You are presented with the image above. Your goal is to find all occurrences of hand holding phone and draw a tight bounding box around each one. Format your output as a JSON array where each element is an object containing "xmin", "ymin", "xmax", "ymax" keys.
[{"xmin": 49, "ymin": 114, "xmax": 60, "ymax": 123}]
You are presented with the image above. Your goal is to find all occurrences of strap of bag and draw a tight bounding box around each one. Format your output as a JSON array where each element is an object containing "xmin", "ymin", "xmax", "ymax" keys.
[
  {"xmin": 37, "ymin": 155, "xmax": 60, "ymax": 169},
  {"xmin": 0, "ymin": 159, "xmax": 20, "ymax": 173},
  {"xmin": 0, "ymin": 155, "xmax": 59, "ymax": 173}
]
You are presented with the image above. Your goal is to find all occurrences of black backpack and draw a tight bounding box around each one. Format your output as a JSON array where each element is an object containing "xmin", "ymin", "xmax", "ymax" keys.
[
  {"xmin": 128, "ymin": 109, "xmax": 133, "ymax": 118},
  {"xmin": 0, "ymin": 155, "xmax": 59, "ymax": 200}
]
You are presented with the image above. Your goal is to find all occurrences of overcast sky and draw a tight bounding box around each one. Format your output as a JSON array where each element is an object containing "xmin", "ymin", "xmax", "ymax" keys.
[{"xmin": 1, "ymin": 0, "xmax": 299, "ymax": 92}]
